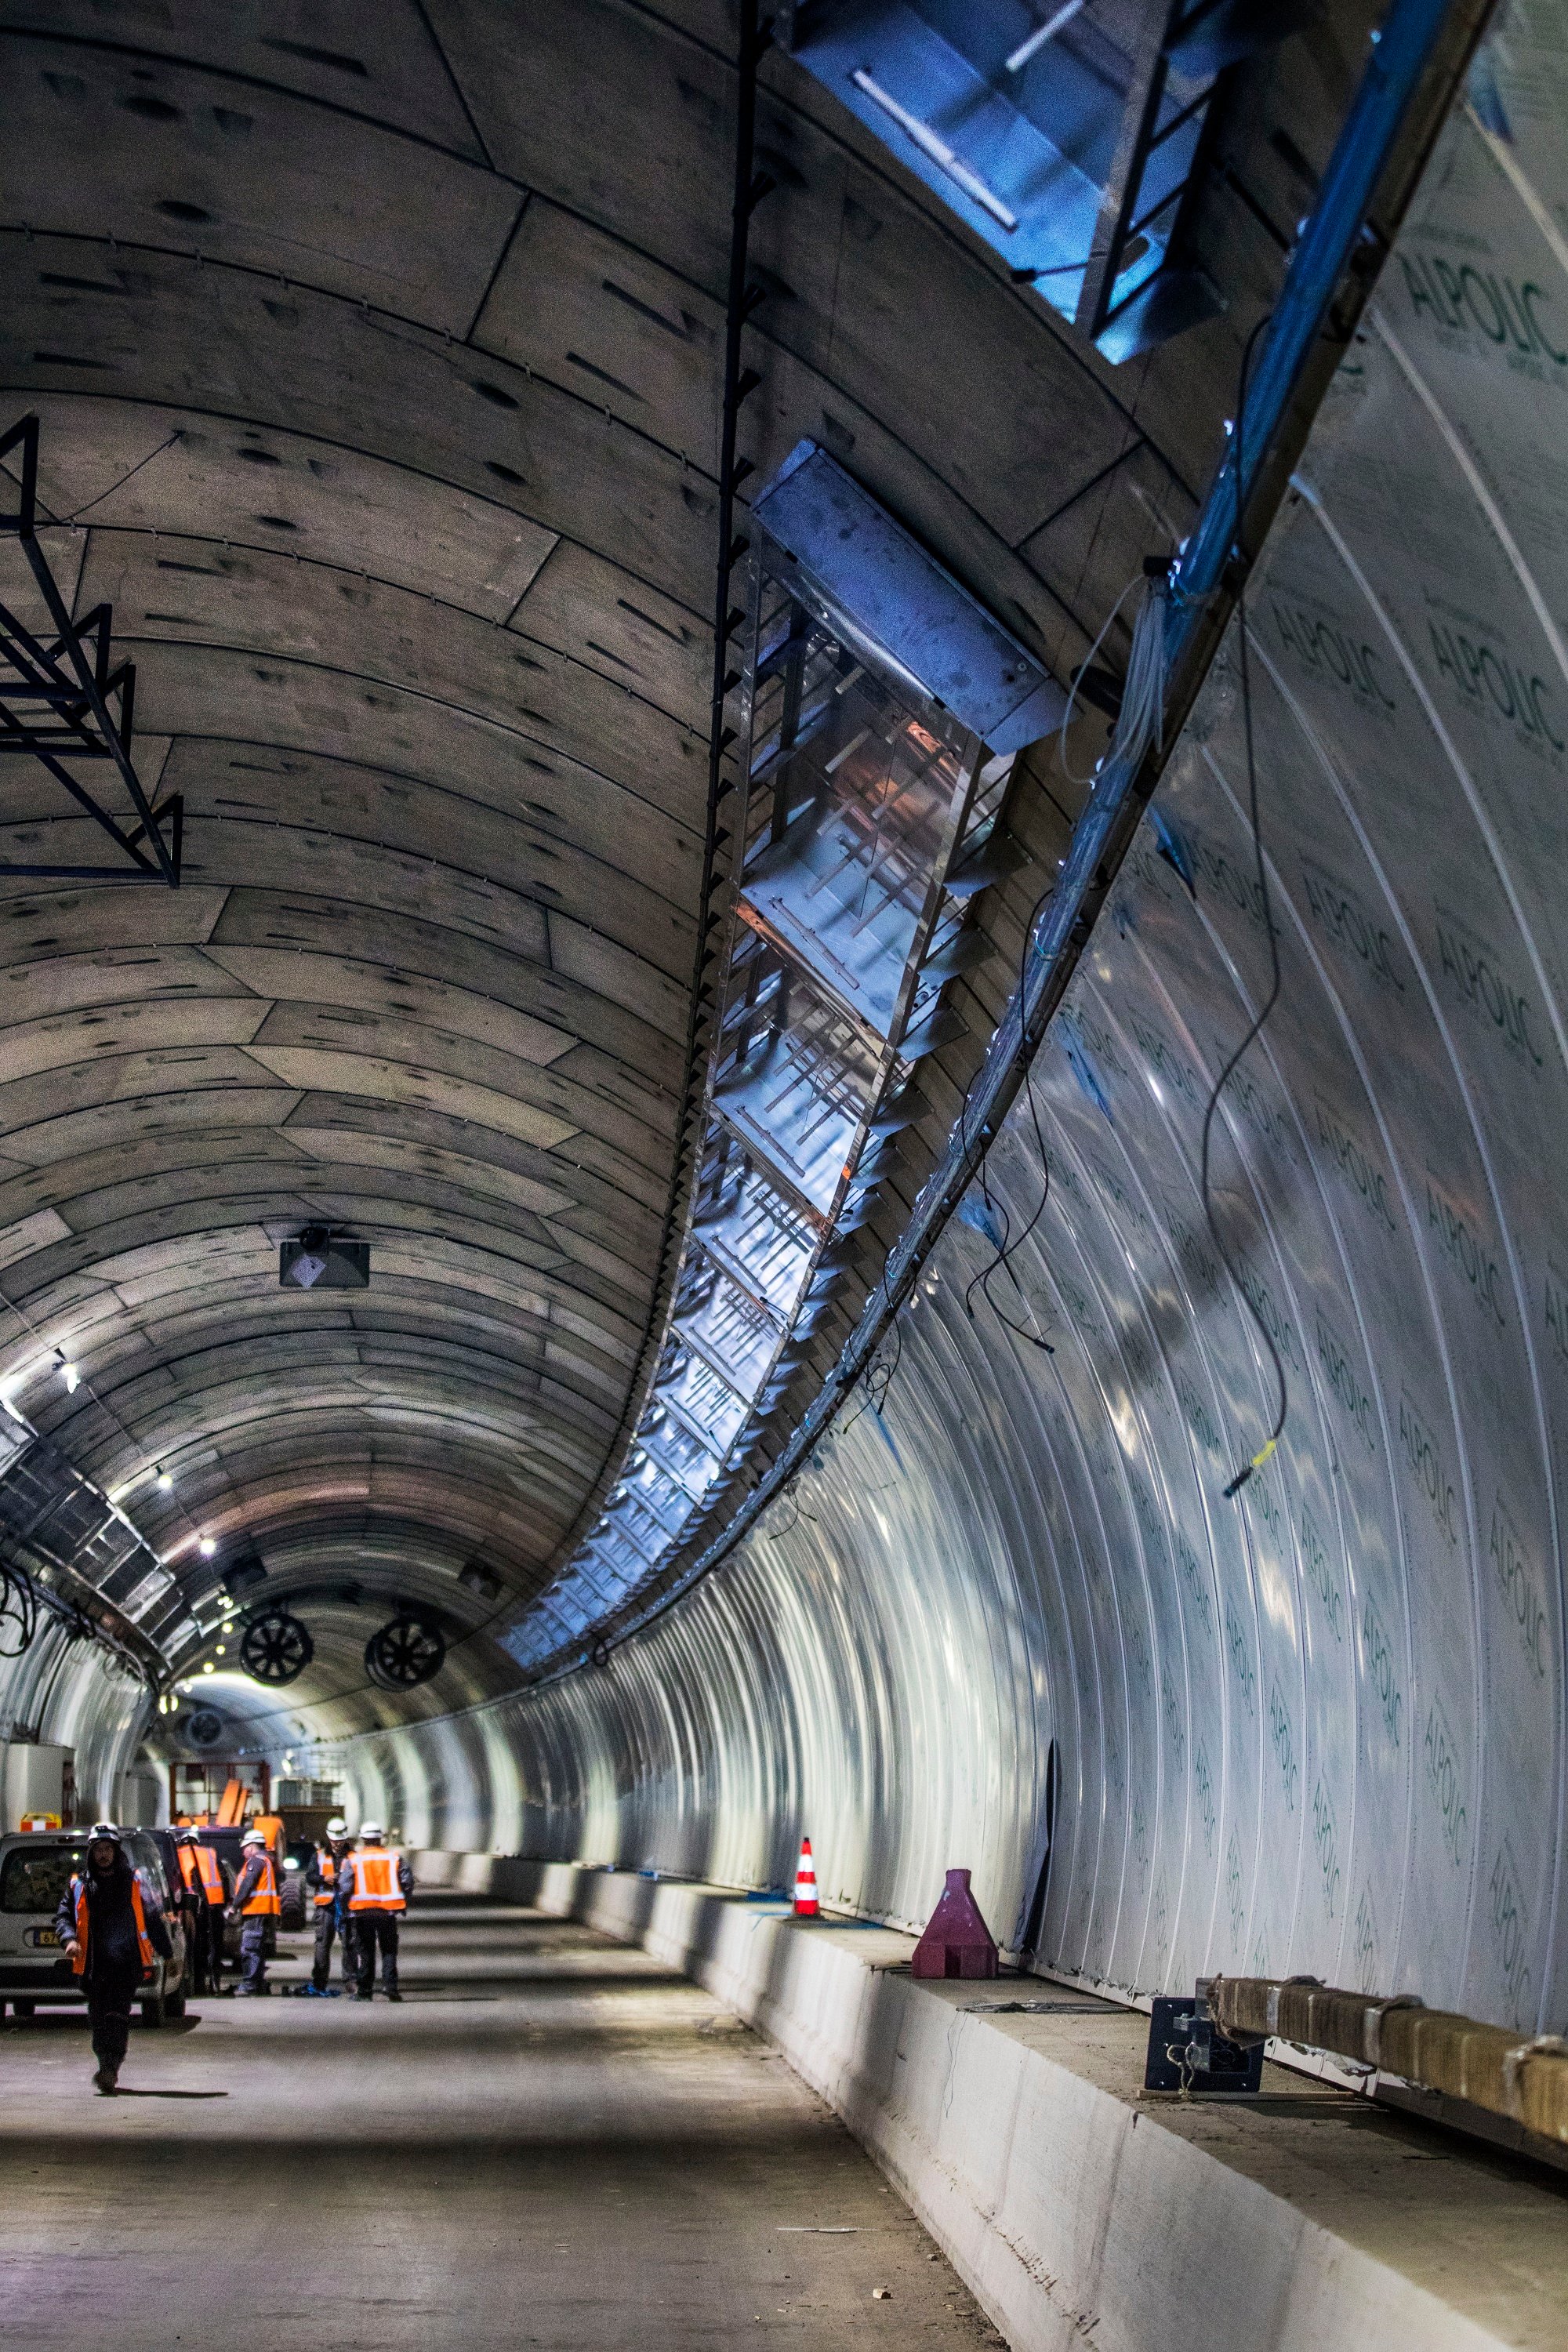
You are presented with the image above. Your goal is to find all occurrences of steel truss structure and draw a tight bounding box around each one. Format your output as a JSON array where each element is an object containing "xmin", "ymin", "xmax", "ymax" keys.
[{"xmin": 0, "ymin": 413, "xmax": 181, "ymax": 885}]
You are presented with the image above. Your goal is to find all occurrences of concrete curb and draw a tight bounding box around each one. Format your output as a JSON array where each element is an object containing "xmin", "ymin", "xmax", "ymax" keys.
[{"xmin": 416, "ymin": 1853, "xmax": 1508, "ymax": 2352}]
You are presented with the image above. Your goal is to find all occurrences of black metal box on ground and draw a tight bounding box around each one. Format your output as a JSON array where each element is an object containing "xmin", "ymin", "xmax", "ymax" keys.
[{"xmin": 1145, "ymin": 1994, "xmax": 1264, "ymax": 2093}]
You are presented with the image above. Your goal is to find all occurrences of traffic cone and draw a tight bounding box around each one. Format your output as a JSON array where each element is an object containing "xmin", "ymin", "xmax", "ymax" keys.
[{"xmin": 793, "ymin": 1837, "xmax": 820, "ymax": 1918}]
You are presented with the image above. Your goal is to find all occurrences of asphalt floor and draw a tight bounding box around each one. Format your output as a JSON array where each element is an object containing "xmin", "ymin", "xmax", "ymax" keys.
[{"xmin": 0, "ymin": 1896, "xmax": 1003, "ymax": 2348}]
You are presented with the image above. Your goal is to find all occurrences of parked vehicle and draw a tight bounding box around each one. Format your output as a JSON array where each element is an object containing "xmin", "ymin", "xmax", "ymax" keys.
[
  {"xmin": 0, "ymin": 1828, "xmax": 191, "ymax": 2023},
  {"xmin": 145, "ymin": 1827, "xmax": 209, "ymax": 1995}
]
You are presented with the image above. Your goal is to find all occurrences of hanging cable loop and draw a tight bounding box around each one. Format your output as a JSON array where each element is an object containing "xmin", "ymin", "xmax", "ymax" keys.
[{"xmin": 1200, "ymin": 311, "xmax": 1290, "ymax": 1501}]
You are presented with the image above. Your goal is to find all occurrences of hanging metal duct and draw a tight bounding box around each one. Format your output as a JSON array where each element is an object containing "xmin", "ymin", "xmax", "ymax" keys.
[{"xmin": 504, "ymin": 443, "xmax": 1060, "ymax": 1672}]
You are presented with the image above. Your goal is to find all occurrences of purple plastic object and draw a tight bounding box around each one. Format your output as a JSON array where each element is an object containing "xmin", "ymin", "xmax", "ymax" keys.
[{"xmin": 910, "ymin": 1867, "xmax": 999, "ymax": 1980}]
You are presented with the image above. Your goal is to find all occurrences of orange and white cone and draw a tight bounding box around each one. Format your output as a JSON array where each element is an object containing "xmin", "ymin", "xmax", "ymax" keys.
[{"xmin": 793, "ymin": 1837, "xmax": 819, "ymax": 1918}]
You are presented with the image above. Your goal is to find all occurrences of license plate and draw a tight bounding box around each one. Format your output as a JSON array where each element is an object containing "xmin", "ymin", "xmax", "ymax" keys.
[{"xmin": 23, "ymin": 1926, "xmax": 59, "ymax": 1949}]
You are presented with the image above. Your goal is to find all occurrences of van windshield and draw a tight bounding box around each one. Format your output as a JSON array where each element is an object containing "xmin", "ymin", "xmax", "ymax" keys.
[{"xmin": 1, "ymin": 1845, "xmax": 87, "ymax": 1915}]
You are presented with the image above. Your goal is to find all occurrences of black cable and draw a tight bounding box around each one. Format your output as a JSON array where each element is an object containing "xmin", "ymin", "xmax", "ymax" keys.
[
  {"xmin": 1200, "ymin": 311, "xmax": 1288, "ymax": 1500},
  {"xmin": 863, "ymin": 1316, "xmax": 902, "ymax": 1414},
  {"xmin": 837, "ymin": 1316, "xmax": 902, "ymax": 1459},
  {"xmin": 1, "ymin": 430, "xmax": 183, "ymax": 531},
  {"xmin": 961, "ymin": 870, "xmax": 1058, "ymax": 1352},
  {"xmin": 61, "ymin": 430, "xmax": 183, "ymax": 525},
  {"xmin": 0, "ymin": 1560, "xmax": 38, "ymax": 1657}
]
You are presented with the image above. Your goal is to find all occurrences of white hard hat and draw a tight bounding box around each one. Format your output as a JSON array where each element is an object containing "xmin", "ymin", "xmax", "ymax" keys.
[
  {"xmin": 241, "ymin": 1828, "xmax": 267, "ymax": 1848},
  {"xmin": 358, "ymin": 1820, "xmax": 385, "ymax": 1841},
  {"xmin": 325, "ymin": 1817, "xmax": 349, "ymax": 1838}
]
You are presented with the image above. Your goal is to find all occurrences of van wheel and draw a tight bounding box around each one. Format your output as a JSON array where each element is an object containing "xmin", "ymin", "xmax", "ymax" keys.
[
  {"xmin": 165, "ymin": 1991, "xmax": 186, "ymax": 2018},
  {"xmin": 140, "ymin": 1991, "xmax": 166, "ymax": 2027}
]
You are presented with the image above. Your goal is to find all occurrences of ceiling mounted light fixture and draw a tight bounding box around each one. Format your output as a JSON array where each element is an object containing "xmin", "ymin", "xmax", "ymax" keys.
[
  {"xmin": 56, "ymin": 1353, "xmax": 79, "ymax": 1394},
  {"xmin": 280, "ymin": 1224, "xmax": 370, "ymax": 1290},
  {"xmin": 198, "ymin": 1536, "xmax": 216, "ymax": 1558}
]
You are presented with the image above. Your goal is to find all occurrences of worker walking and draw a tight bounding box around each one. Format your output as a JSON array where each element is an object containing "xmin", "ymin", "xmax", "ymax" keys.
[
  {"xmin": 227, "ymin": 1826, "xmax": 281, "ymax": 1994},
  {"xmin": 305, "ymin": 1817, "xmax": 354, "ymax": 1992},
  {"xmin": 342, "ymin": 1823, "xmax": 412, "ymax": 2002},
  {"xmin": 175, "ymin": 1828, "xmax": 227, "ymax": 1994},
  {"xmin": 56, "ymin": 1824, "xmax": 173, "ymax": 2095}
]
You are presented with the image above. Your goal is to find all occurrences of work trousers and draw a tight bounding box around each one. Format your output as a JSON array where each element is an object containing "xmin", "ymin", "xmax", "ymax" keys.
[
  {"xmin": 311, "ymin": 1905, "xmax": 343, "ymax": 1989},
  {"xmin": 194, "ymin": 1901, "xmax": 225, "ymax": 1992},
  {"xmin": 238, "ymin": 1916, "xmax": 270, "ymax": 1992},
  {"xmin": 350, "ymin": 1911, "xmax": 401, "ymax": 1995},
  {"xmin": 85, "ymin": 1969, "xmax": 139, "ymax": 2071}
]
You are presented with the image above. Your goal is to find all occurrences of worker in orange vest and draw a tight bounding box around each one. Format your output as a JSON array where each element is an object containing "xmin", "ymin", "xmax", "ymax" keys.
[
  {"xmin": 174, "ymin": 1828, "xmax": 228, "ymax": 1994},
  {"xmin": 305, "ymin": 1816, "xmax": 353, "ymax": 1993},
  {"xmin": 341, "ymin": 1823, "xmax": 412, "ymax": 2002},
  {"xmin": 226, "ymin": 1826, "xmax": 281, "ymax": 1995},
  {"xmin": 55, "ymin": 1824, "xmax": 172, "ymax": 2093}
]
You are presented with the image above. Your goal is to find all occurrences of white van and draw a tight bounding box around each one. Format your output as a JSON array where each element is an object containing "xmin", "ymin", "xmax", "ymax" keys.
[{"xmin": 0, "ymin": 1829, "xmax": 191, "ymax": 2021}]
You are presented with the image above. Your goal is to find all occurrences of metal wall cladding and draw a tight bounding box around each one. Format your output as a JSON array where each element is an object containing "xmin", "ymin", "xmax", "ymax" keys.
[
  {"xmin": 331, "ymin": 2, "xmax": 1568, "ymax": 2033},
  {"xmin": 0, "ymin": 1628, "xmax": 151, "ymax": 1827}
]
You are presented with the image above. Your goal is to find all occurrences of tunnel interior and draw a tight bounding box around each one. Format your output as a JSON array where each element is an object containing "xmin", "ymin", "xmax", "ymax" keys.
[{"xmin": 2, "ymin": 1, "xmax": 1568, "ymax": 2342}]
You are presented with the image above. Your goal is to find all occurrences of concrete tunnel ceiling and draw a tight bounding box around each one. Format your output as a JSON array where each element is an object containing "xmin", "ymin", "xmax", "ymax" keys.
[{"xmin": 0, "ymin": 0, "xmax": 1379, "ymax": 1733}]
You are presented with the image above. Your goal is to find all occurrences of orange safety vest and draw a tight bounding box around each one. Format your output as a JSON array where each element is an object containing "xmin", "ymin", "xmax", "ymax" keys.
[
  {"xmin": 178, "ymin": 1842, "xmax": 226, "ymax": 1905},
  {"xmin": 241, "ymin": 1851, "xmax": 281, "ymax": 1918},
  {"xmin": 344, "ymin": 1849, "xmax": 405, "ymax": 1913},
  {"xmin": 70, "ymin": 1873, "xmax": 154, "ymax": 1977},
  {"xmin": 313, "ymin": 1850, "xmax": 338, "ymax": 1910}
]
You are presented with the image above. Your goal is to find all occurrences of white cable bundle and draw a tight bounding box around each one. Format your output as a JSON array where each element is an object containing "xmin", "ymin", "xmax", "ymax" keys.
[
  {"xmin": 1059, "ymin": 568, "xmax": 1171, "ymax": 786},
  {"xmin": 1109, "ymin": 572, "xmax": 1170, "ymax": 770}
]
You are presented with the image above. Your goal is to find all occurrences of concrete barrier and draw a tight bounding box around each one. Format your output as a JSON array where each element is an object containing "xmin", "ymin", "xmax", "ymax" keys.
[{"xmin": 415, "ymin": 1855, "xmax": 1561, "ymax": 2352}]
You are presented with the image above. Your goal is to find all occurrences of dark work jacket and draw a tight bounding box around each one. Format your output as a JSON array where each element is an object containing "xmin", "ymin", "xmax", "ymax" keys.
[
  {"xmin": 305, "ymin": 1843, "xmax": 351, "ymax": 1913},
  {"xmin": 55, "ymin": 1858, "xmax": 172, "ymax": 1984}
]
